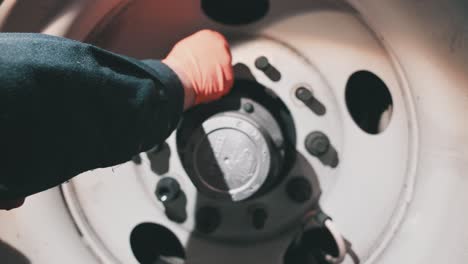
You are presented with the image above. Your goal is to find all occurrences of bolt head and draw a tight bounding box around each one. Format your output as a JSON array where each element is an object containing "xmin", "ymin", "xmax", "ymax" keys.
[
  {"xmin": 255, "ymin": 56, "xmax": 270, "ymax": 70},
  {"xmin": 243, "ymin": 103, "xmax": 254, "ymax": 113},
  {"xmin": 155, "ymin": 177, "xmax": 180, "ymax": 203},
  {"xmin": 305, "ymin": 132, "xmax": 330, "ymax": 156},
  {"xmin": 295, "ymin": 87, "xmax": 313, "ymax": 101}
]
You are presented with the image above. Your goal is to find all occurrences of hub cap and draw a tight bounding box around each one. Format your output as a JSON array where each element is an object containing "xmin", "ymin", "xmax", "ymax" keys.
[{"xmin": 188, "ymin": 114, "xmax": 272, "ymax": 201}]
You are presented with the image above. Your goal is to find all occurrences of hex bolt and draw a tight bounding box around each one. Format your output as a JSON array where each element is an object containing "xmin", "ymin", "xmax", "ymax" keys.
[
  {"xmin": 254, "ymin": 56, "xmax": 281, "ymax": 82},
  {"xmin": 286, "ymin": 177, "xmax": 312, "ymax": 203},
  {"xmin": 243, "ymin": 102, "xmax": 254, "ymax": 113},
  {"xmin": 305, "ymin": 131, "xmax": 330, "ymax": 157},
  {"xmin": 255, "ymin": 56, "xmax": 270, "ymax": 71},
  {"xmin": 155, "ymin": 177, "xmax": 180, "ymax": 203},
  {"xmin": 196, "ymin": 206, "xmax": 221, "ymax": 234},
  {"xmin": 295, "ymin": 87, "xmax": 313, "ymax": 102},
  {"xmin": 251, "ymin": 207, "xmax": 268, "ymax": 230}
]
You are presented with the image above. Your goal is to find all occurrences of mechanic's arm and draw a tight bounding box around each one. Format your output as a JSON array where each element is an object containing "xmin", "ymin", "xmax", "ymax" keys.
[{"xmin": 0, "ymin": 30, "xmax": 233, "ymax": 207}]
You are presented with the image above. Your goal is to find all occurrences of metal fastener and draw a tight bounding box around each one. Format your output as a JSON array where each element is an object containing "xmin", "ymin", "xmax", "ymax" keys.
[
  {"xmin": 305, "ymin": 131, "xmax": 330, "ymax": 157},
  {"xmin": 255, "ymin": 56, "xmax": 270, "ymax": 71},
  {"xmin": 243, "ymin": 102, "xmax": 254, "ymax": 113},
  {"xmin": 295, "ymin": 87, "xmax": 313, "ymax": 102},
  {"xmin": 255, "ymin": 56, "xmax": 281, "ymax": 82},
  {"xmin": 155, "ymin": 177, "xmax": 180, "ymax": 203}
]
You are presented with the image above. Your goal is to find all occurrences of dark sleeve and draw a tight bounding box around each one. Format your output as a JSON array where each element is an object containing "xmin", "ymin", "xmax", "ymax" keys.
[{"xmin": 0, "ymin": 33, "xmax": 184, "ymax": 199}]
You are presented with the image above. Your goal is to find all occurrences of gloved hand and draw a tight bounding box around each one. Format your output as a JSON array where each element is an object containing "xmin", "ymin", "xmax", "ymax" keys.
[
  {"xmin": 0, "ymin": 30, "xmax": 233, "ymax": 211},
  {"xmin": 163, "ymin": 29, "xmax": 234, "ymax": 110}
]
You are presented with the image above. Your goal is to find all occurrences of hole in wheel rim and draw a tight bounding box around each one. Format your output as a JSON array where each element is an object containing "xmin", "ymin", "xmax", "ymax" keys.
[
  {"xmin": 130, "ymin": 223, "xmax": 185, "ymax": 264},
  {"xmin": 345, "ymin": 70, "xmax": 393, "ymax": 134},
  {"xmin": 201, "ymin": 0, "xmax": 269, "ymax": 25}
]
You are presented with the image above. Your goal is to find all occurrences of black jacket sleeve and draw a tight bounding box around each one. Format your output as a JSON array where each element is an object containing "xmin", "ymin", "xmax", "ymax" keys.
[{"xmin": 0, "ymin": 33, "xmax": 185, "ymax": 199}]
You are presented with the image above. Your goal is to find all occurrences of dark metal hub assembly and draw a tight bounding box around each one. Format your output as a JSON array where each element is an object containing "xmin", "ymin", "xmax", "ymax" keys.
[{"xmin": 178, "ymin": 85, "xmax": 287, "ymax": 201}]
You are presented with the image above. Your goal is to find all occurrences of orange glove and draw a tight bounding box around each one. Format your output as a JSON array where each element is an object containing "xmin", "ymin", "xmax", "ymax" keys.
[{"xmin": 163, "ymin": 30, "xmax": 234, "ymax": 109}]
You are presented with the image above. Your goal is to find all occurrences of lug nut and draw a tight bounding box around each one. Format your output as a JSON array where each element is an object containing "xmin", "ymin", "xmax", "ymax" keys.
[
  {"xmin": 155, "ymin": 177, "xmax": 180, "ymax": 203},
  {"xmin": 295, "ymin": 87, "xmax": 313, "ymax": 102},
  {"xmin": 305, "ymin": 131, "xmax": 330, "ymax": 157},
  {"xmin": 255, "ymin": 56, "xmax": 270, "ymax": 71},
  {"xmin": 295, "ymin": 87, "xmax": 326, "ymax": 116},
  {"xmin": 196, "ymin": 206, "xmax": 221, "ymax": 234},
  {"xmin": 243, "ymin": 102, "xmax": 254, "ymax": 113},
  {"xmin": 254, "ymin": 56, "xmax": 281, "ymax": 82},
  {"xmin": 286, "ymin": 177, "xmax": 312, "ymax": 203}
]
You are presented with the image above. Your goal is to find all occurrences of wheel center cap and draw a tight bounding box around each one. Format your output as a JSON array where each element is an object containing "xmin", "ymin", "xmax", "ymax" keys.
[
  {"xmin": 189, "ymin": 114, "xmax": 272, "ymax": 201},
  {"xmin": 195, "ymin": 128, "xmax": 259, "ymax": 190}
]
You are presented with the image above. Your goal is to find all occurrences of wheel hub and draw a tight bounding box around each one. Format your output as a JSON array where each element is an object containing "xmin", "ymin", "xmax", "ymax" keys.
[{"xmin": 179, "ymin": 93, "xmax": 286, "ymax": 201}]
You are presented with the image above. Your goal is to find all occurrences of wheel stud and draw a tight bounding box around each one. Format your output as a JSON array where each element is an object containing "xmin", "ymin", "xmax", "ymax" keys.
[
  {"xmin": 255, "ymin": 56, "xmax": 281, "ymax": 82},
  {"xmin": 255, "ymin": 56, "xmax": 271, "ymax": 71},
  {"xmin": 295, "ymin": 87, "xmax": 313, "ymax": 101},
  {"xmin": 155, "ymin": 177, "xmax": 180, "ymax": 203},
  {"xmin": 243, "ymin": 102, "xmax": 254, "ymax": 113},
  {"xmin": 305, "ymin": 131, "xmax": 330, "ymax": 157}
]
